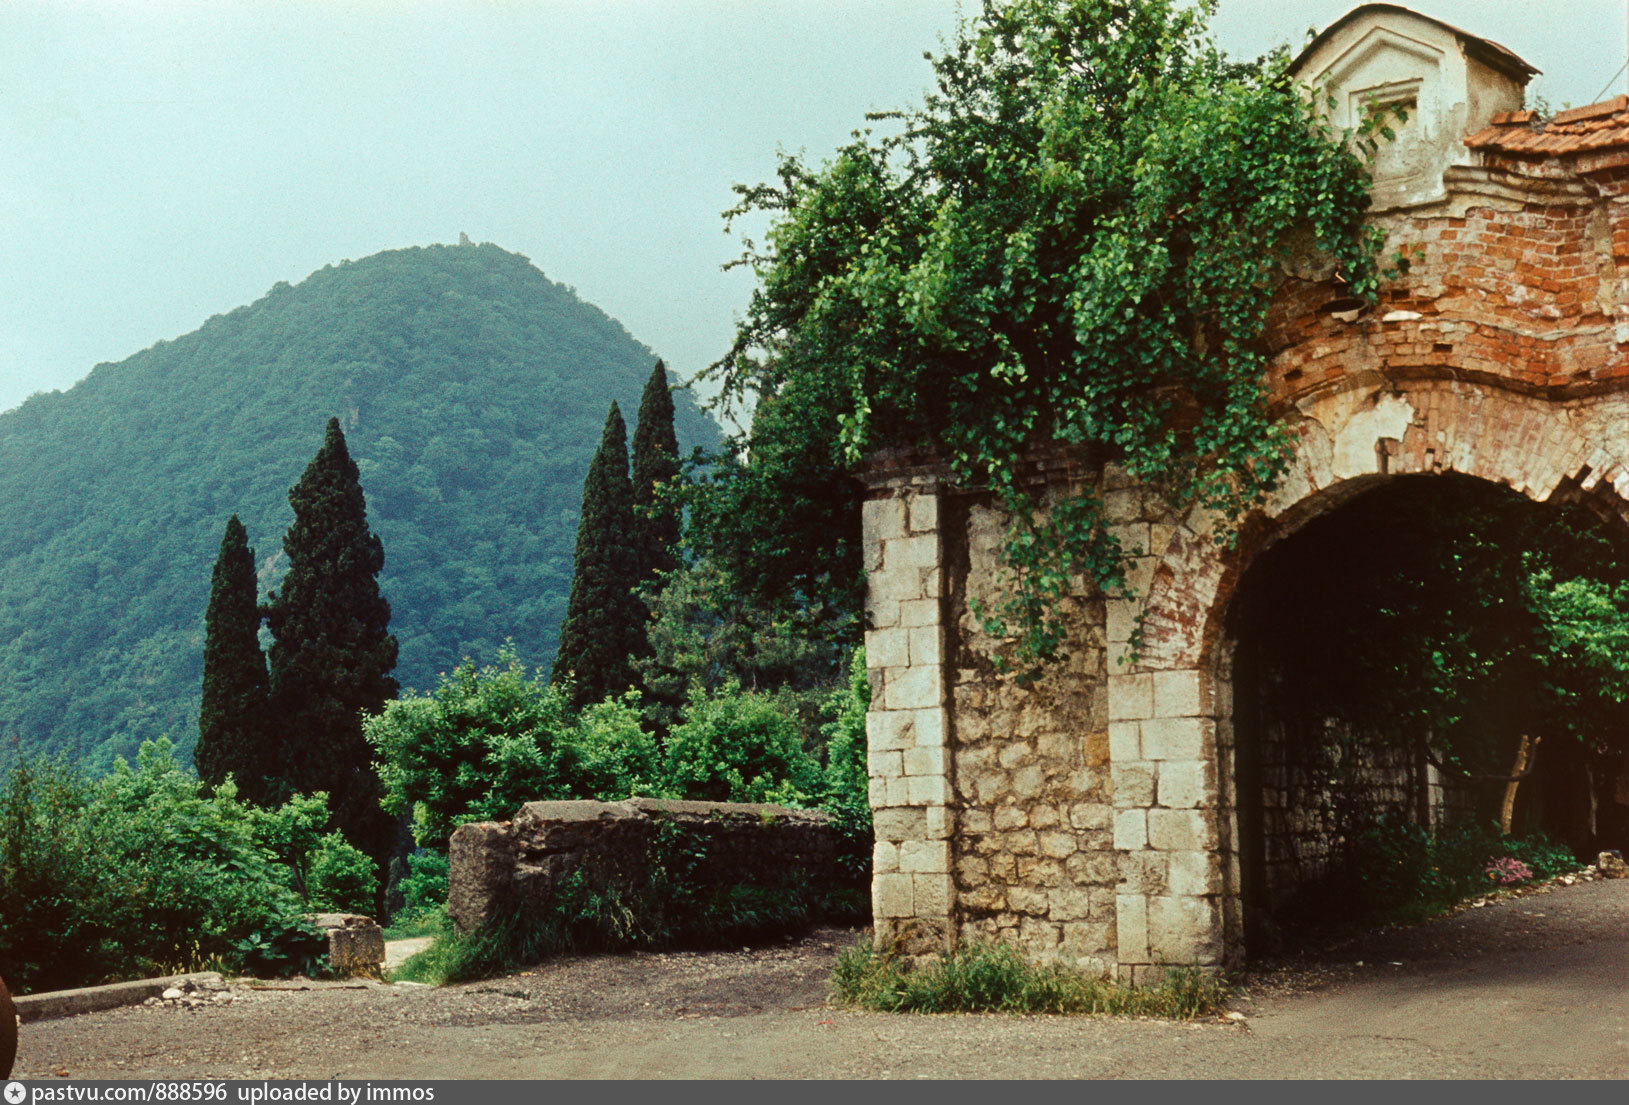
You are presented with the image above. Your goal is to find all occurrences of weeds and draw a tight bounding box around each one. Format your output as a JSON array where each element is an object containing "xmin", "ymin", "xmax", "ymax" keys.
[{"xmin": 830, "ymin": 939, "xmax": 1232, "ymax": 1019}]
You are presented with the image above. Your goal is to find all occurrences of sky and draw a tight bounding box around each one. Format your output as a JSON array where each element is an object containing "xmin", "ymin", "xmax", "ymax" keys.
[{"xmin": 3, "ymin": 0, "xmax": 1627, "ymax": 416}]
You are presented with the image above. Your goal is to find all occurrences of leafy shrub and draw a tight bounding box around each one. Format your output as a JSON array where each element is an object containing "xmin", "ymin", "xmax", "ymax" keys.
[
  {"xmin": 831, "ymin": 939, "xmax": 1231, "ymax": 1019},
  {"xmin": 0, "ymin": 739, "xmax": 335, "ymax": 993},
  {"xmin": 662, "ymin": 682, "xmax": 821, "ymax": 803},
  {"xmin": 307, "ymin": 831, "xmax": 381, "ymax": 914},
  {"xmin": 818, "ymin": 649, "xmax": 872, "ymax": 879}
]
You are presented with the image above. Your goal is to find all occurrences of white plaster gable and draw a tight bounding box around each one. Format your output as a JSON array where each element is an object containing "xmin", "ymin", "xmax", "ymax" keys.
[{"xmin": 1291, "ymin": 5, "xmax": 1534, "ymax": 210}]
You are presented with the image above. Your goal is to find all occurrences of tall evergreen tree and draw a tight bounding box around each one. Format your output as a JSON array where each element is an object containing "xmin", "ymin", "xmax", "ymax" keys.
[
  {"xmin": 266, "ymin": 418, "xmax": 398, "ymax": 861},
  {"xmin": 631, "ymin": 360, "xmax": 682, "ymax": 584},
  {"xmin": 552, "ymin": 402, "xmax": 644, "ymax": 709},
  {"xmin": 194, "ymin": 514, "xmax": 273, "ymax": 799}
]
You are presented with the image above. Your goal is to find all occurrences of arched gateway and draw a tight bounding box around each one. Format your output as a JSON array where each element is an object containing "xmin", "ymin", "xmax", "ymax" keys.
[{"xmin": 860, "ymin": 5, "xmax": 1629, "ymax": 979}]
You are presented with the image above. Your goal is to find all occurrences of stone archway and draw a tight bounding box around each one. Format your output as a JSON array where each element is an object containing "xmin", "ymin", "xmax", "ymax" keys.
[{"xmin": 1110, "ymin": 378, "xmax": 1629, "ymax": 971}]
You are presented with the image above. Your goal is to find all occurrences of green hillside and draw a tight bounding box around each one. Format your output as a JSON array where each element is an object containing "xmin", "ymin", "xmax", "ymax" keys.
[{"xmin": 0, "ymin": 242, "xmax": 717, "ymax": 770}]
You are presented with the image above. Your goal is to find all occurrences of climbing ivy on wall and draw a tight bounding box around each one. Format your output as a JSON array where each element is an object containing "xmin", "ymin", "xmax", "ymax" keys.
[{"xmin": 708, "ymin": 0, "xmax": 1383, "ymax": 665}]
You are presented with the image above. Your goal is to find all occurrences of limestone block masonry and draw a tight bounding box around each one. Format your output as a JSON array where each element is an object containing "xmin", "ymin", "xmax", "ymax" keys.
[{"xmin": 863, "ymin": 481, "xmax": 955, "ymax": 953}]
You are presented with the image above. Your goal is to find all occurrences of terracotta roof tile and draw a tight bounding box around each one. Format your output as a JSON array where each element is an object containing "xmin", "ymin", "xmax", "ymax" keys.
[{"xmin": 1466, "ymin": 95, "xmax": 1629, "ymax": 159}]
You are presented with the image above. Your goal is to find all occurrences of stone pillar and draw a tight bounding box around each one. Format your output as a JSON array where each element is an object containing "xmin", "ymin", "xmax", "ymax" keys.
[{"xmin": 864, "ymin": 485, "xmax": 955, "ymax": 953}]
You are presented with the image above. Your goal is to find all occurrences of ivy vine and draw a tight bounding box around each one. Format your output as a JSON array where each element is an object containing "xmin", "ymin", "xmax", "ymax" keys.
[{"xmin": 709, "ymin": 0, "xmax": 1385, "ymax": 667}]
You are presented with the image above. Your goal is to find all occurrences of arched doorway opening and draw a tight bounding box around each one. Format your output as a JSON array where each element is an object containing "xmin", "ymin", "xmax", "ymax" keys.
[{"xmin": 1216, "ymin": 472, "xmax": 1629, "ymax": 956}]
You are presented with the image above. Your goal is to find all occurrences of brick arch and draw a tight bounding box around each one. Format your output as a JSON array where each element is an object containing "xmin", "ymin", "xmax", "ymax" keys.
[{"xmin": 1103, "ymin": 376, "xmax": 1629, "ymax": 971}]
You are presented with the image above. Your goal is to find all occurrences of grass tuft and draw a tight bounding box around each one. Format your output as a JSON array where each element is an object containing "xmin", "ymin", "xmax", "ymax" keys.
[{"xmin": 831, "ymin": 938, "xmax": 1232, "ymax": 1019}]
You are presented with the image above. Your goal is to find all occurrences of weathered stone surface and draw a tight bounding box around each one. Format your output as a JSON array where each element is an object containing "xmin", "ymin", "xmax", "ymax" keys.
[
  {"xmin": 449, "ymin": 799, "xmax": 848, "ymax": 933},
  {"xmin": 1600, "ymin": 850, "xmax": 1627, "ymax": 878},
  {"xmin": 304, "ymin": 914, "xmax": 385, "ymax": 975}
]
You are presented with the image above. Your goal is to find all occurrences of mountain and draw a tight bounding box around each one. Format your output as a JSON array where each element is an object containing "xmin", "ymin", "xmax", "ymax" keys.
[{"xmin": 0, "ymin": 242, "xmax": 718, "ymax": 770}]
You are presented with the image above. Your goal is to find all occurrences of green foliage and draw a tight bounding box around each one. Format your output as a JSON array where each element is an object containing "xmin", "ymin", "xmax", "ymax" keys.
[
  {"xmin": 0, "ymin": 739, "xmax": 333, "ymax": 993},
  {"xmin": 630, "ymin": 360, "xmax": 682, "ymax": 586},
  {"xmin": 552, "ymin": 404, "xmax": 645, "ymax": 710},
  {"xmin": 634, "ymin": 560, "xmax": 854, "ymax": 734},
  {"xmin": 266, "ymin": 417, "xmax": 398, "ymax": 866},
  {"xmin": 819, "ymin": 649, "xmax": 873, "ymax": 879},
  {"xmin": 1346, "ymin": 816, "xmax": 1582, "ymax": 924},
  {"xmin": 832, "ymin": 939, "xmax": 1231, "ymax": 1018},
  {"xmin": 307, "ymin": 831, "xmax": 381, "ymax": 914},
  {"xmin": 1237, "ymin": 476, "xmax": 1629, "ymax": 785},
  {"xmin": 194, "ymin": 514, "xmax": 273, "ymax": 800},
  {"xmin": 0, "ymin": 242, "xmax": 718, "ymax": 770},
  {"xmin": 364, "ymin": 648, "xmax": 660, "ymax": 847},
  {"xmin": 706, "ymin": 0, "xmax": 1382, "ymax": 665},
  {"xmin": 662, "ymin": 682, "xmax": 822, "ymax": 803}
]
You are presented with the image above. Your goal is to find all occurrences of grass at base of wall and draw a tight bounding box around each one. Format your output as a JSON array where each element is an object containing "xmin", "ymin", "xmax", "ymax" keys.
[
  {"xmin": 831, "ymin": 938, "xmax": 1233, "ymax": 1019},
  {"xmin": 392, "ymin": 874, "xmax": 868, "ymax": 985}
]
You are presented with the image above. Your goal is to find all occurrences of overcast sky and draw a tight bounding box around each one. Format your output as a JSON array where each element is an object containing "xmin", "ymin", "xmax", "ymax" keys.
[{"xmin": 3, "ymin": 0, "xmax": 1625, "ymax": 415}]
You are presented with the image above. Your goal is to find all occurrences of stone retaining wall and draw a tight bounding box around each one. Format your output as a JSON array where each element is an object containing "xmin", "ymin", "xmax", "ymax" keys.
[{"xmin": 448, "ymin": 797, "xmax": 851, "ymax": 932}]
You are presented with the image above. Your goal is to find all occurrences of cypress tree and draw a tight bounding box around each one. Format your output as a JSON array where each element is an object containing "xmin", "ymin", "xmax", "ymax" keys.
[
  {"xmin": 630, "ymin": 360, "xmax": 681, "ymax": 584},
  {"xmin": 552, "ymin": 402, "xmax": 644, "ymax": 709},
  {"xmin": 194, "ymin": 514, "xmax": 273, "ymax": 799},
  {"xmin": 266, "ymin": 418, "xmax": 398, "ymax": 860}
]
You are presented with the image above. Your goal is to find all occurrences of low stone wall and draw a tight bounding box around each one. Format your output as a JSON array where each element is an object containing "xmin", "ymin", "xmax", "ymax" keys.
[{"xmin": 448, "ymin": 798, "xmax": 852, "ymax": 932}]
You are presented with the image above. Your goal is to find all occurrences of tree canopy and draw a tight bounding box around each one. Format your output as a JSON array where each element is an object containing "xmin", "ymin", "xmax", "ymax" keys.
[
  {"xmin": 705, "ymin": 0, "xmax": 1382, "ymax": 662},
  {"xmin": 266, "ymin": 418, "xmax": 398, "ymax": 856},
  {"xmin": 194, "ymin": 514, "xmax": 273, "ymax": 799}
]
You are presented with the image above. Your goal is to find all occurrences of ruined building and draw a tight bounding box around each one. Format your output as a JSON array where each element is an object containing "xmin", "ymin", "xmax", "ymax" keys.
[{"xmin": 862, "ymin": 4, "xmax": 1629, "ymax": 977}]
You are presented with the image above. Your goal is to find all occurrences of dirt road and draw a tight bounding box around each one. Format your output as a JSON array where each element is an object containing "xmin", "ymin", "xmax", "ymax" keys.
[{"xmin": 13, "ymin": 878, "xmax": 1627, "ymax": 1079}]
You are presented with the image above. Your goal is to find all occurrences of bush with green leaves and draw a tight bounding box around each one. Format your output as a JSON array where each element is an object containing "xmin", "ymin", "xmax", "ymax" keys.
[
  {"xmin": 365, "ymin": 648, "xmax": 664, "ymax": 847},
  {"xmin": 662, "ymin": 682, "xmax": 822, "ymax": 804},
  {"xmin": 0, "ymin": 739, "xmax": 334, "ymax": 993},
  {"xmin": 307, "ymin": 831, "xmax": 381, "ymax": 914}
]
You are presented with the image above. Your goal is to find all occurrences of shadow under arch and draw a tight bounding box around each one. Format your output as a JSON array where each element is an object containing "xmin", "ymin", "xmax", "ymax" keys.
[{"xmin": 1113, "ymin": 376, "xmax": 1629, "ymax": 967}]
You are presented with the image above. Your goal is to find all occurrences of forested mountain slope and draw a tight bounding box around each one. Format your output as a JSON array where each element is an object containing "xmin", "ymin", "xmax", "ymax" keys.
[{"xmin": 0, "ymin": 242, "xmax": 717, "ymax": 769}]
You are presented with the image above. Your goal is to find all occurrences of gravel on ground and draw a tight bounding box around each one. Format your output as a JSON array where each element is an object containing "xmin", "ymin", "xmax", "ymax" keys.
[{"xmin": 12, "ymin": 877, "xmax": 1627, "ymax": 1079}]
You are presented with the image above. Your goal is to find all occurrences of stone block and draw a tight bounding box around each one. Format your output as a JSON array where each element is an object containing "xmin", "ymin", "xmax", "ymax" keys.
[
  {"xmin": 1147, "ymin": 808, "xmax": 1216, "ymax": 852},
  {"xmin": 907, "ymin": 626, "xmax": 942, "ymax": 667},
  {"xmin": 868, "ymin": 569, "xmax": 919, "ymax": 606},
  {"xmin": 873, "ymin": 873, "xmax": 915, "ymax": 918},
  {"xmin": 862, "ymin": 497, "xmax": 906, "ymax": 542},
  {"xmin": 1049, "ymin": 887, "xmax": 1094, "ymax": 921},
  {"xmin": 913, "ymin": 872, "xmax": 954, "ymax": 916},
  {"xmin": 1166, "ymin": 850, "xmax": 1219, "ymax": 897},
  {"xmin": 1111, "ymin": 761, "xmax": 1155, "ymax": 807},
  {"xmin": 1083, "ymin": 729, "xmax": 1111, "ymax": 767},
  {"xmin": 873, "ymin": 840, "xmax": 899, "ymax": 874},
  {"xmin": 1106, "ymin": 599, "xmax": 1140, "ymax": 644},
  {"xmin": 1068, "ymin": 802, "xmax": 1113, "ymax": 831},
  {"xmin": 908, "ymin": 493, "xmax": 939, "ymax": 533},
  {"xmin": 900, "ymin": 839, "xmax": 951, "ymax": 874},
  {"xmin": 1116, "ymin": 893, "xmax": 1150, "ymax": 963},
  {"xmin": 868, "ymin": 749, "xmax": 903, "ymax": 780},
  {"xmin": 871, "ymin": 600, "xmax": 901, "ymax": 629},
  {"xmin": 448, "ymin": 821, "xmax": 516, "ymax": 932},
  {"xmin": 913, "ymin": 708, "xmax": 946, "ymax": 747},
  {"xmin": 903, "ymin": 745, "xmax": 944, "ymax": 777},
  {"xmin": 1107, "ymin": 674, "xmax": 1153, "ymax": 721},
  {"xmin": 993, "ymin": 805, "xmax": 1028, "ymax": 831},
  {"xmin": 1038, "ymin": 831, "xmax": 1079, "ymax": 859},
  {"xmin": 1012, "ymin": 764, "xmax": 1044, "ymax": 795},
  {"xmin": 907, "ymin": 774, "xmax": 950, "ymax": 805},
  {"xmin": 959, "ymin": 807, "xmax": 991, "ymax": 834},
  {"xmin": 1008, "ymin": 886, "xmax": 1051, "ymax": 915},
  {"xmin": 888, "ymin": 533, "xmax": 939, "ymax": 568},
  {"xmin": 1060, "ymin": 921, "xmax": 1114, "ymax": 958},
  {"xmin": 1155, "ymin": 760, "xmax": 1210, "ymax": 809},
  {"xmin": 1118, "ymin": 850, "xmax": 1168, "ymax": 895},
  {"xmin": 866, "ymin": 627, "xmax": 908, "ymax": 669},
  {"xmin": 868, "ymin": 777, "xmax": 888, "ymax": 807},
  {"xmin": 1106, "ymin": 523, "xmax": 1150, "ymax": 556},
  {"xmin": 1147, "ymin": 895, "xmax": 1218, "ymax": 964},
  {"xmin": 901, "ymin": 598, "xmax": 941, "ymax": 627},
  {"xmin": 305, "ymin": 914, "xmax": 385, "ymax": 975},
  {"xmin": 1152, "ymin": 670, "xmax": 1202, "ymax": 717},
  {"xmin": 1029, "ymin": 804, "xmax": 1061, "ymax": 830},
  {"xmin": 886, "ymin": 775, "xmax": 912, "ymax": 806},
  {"xmin": 867, "ymin": 710, "xmax": 916, "ymax": 754},
  {"xmin": 885, "ymin": 665, "xmax": 942, "ymax": 711},
  {"xmin": 924, "ymin": 804, "xmax": 952, "ymax": 840},
  {"xmin": 873, "ymin": 807, "xmax": 926, "ymax": 842},
  {"xmin": 1139, "ymin": 717, "xmax": 1207, "ymax": 760},
  {"xmin": 1113, "ymin": 809, "xmax": 1147, "ymax": 851}
]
